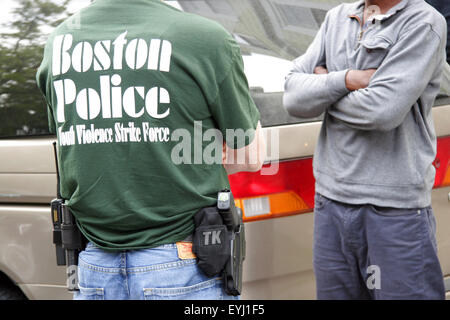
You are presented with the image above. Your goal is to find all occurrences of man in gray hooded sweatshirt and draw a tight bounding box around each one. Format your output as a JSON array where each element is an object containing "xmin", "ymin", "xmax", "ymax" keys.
[{"xmin": 284, "ymin": 0, "xmax": 447, "ymax": 299}]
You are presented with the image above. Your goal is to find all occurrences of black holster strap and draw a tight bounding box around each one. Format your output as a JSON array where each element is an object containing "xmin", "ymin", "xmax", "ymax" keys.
[
  {"xmin": 61, "ymin": 224, "xmax": 84, "ymax": 250},
  {"xmin": 53, "ymin": 230, "xmax": 62, "ymax": 245}
]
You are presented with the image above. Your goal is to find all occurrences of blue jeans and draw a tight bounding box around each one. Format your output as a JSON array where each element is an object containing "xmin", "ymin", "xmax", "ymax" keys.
[
  {"xmin": 313, "ymin": 193, "xmax": 445, "ymax": 300},
  {"xmin": 74, "ymin": 242, "xmax": 239, "ymax": 300}
]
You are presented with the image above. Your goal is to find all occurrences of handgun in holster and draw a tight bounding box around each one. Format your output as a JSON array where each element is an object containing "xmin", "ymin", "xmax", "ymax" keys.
[
  {"xmin": 50, "ymin": 142, "xmax": 86, "ymax": 292},
  {"xmin": 193, "ymin": 190, "xmax": 246, "ymax": 296}
]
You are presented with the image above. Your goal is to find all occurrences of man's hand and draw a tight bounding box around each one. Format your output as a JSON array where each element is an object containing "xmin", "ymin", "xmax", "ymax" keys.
[
  {"xmin": 222, "ymin": 121, "xmax": 265, "ymax": 175},
  {"xmin": 314, "ymin": 66, "xmax": 328, "ymax": 74},
  {"xmin": 345, "ymin": 69, "xmax": 377, "ymax": 91}
]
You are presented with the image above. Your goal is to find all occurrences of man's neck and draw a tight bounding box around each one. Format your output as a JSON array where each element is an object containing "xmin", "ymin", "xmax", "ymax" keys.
[{"xmin": 365, "ymin": 0, "xmax": 403, "ymax": 14}]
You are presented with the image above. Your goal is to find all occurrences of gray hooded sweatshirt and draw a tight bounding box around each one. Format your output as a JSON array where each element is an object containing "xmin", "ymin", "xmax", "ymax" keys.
[{"xmin": 283, "ymin": 0, "xmax": 447, "ymax": 208}]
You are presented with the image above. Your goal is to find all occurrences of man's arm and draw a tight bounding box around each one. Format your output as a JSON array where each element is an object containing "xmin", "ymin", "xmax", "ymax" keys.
[
  {"xmin": 205, "ymin": 30, "xmax": 264, "ymax": 175},
  {"xmin": 283, "ymin": 13, "xmax": 349, "ymax": 118},
  {"xmin": 328, "ymin": 23, "xmax": 445, "ymax": 131},
  {"xmin": 317, "ymin": 67, "xmax": 377, "ymax": 91},
  {"xmin": 223, "ymin": 121, "xmax": 265, "ymax": 175}
]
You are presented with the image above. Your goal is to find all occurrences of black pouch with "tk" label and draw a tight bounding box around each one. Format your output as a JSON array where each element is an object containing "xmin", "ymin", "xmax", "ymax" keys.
[{"xmin": 193, "ymin": 206, "xmax": 230, "ymax": 277}]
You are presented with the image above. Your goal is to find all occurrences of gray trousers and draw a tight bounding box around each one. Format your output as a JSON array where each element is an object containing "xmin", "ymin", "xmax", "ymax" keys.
[{"xmin": 313, "ymin": 193, "xmax": 445, "ymax": 300}]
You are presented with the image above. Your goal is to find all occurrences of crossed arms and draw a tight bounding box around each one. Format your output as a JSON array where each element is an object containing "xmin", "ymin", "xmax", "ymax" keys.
[{"xmin": 283, "ymin": 20, "xmax": 444, "ymax": 132}]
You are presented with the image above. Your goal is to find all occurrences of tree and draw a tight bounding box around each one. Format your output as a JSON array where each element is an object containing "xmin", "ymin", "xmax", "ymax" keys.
[{"xmin": 0, "ymin": 0, "xmax": 71, "ymax": 136}]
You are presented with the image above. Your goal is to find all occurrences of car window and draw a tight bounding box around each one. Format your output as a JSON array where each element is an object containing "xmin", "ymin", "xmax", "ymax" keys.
[
  {"xmin": 0, "ymin": 0, "xmax": 90, "ymax": 138},
  {"xmin": 1, "ymin": 0, "xmax": 449, "ymax": 139},
  {"xmin": 172, "ymin": 0, "xmax": 450, "ymax": 126},
  {"xmin": 171, "ymin": 0, "xmax": 334, "ymax": 127}
]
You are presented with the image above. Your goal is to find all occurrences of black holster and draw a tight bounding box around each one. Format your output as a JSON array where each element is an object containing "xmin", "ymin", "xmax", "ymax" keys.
[
  {"xmin": 51, "ymin": 199, "xmax": 86, "ymax": 291},
  {"xmin": 192, "ymin": 190, "xmax": 246, "ymax": 296}
]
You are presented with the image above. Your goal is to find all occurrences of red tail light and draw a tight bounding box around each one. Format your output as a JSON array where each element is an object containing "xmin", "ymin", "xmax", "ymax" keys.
[
  {"xmin": 434, "ymin": 136, "xmax": 450, "ymax": 187},
  {"xmin": 229, "ymin": 158, "xmax": 315, "ymax": 222},
  {"xmin": 229, "ymin": 136, "xmax": 450, "ymax": 223}
]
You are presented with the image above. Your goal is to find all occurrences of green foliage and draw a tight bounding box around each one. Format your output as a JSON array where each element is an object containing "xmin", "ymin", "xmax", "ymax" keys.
[{"xmin": 0, "ymin": 0, "xmax": 71, "ymax": 137}]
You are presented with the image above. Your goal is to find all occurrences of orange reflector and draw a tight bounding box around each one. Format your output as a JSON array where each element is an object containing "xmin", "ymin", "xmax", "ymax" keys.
[
  {"xmin": 443, "ymin": 164, "xmax": 450, "ymax": 187},
  {"xmin": 235, "ymin": 191, "xmax": 310, "ymax": 222}
]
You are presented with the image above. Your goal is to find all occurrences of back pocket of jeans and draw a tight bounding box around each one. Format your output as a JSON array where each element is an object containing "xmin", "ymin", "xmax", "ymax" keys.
[
  {"xmin": 143, "ymin": 277, "xmax": 222, "ymax": 300},
  {"xmin": 75, "ymin": 286, "xmax": 104, "ymax": 300}
]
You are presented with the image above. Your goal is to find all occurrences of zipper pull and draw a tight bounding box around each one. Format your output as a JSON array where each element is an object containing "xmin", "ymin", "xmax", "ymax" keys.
[
  {"xmin": 358, "ymin": 30, "xmax": 364, "ymax": 41},
  {"xmin": 355, "ymin": 31, "xmax": 364, "ymax": 50}
]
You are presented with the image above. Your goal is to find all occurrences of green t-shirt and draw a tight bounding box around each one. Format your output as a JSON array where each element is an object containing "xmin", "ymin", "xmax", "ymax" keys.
[{"xmin": 36, "ymin": 0, "xmax": 260, "ymax": 251}]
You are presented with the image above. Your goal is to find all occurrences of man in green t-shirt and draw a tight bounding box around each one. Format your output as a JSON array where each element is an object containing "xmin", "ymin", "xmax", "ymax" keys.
[{"xmin": 36, "ymin": 0, "xmax": 264, "ymax": 300}]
